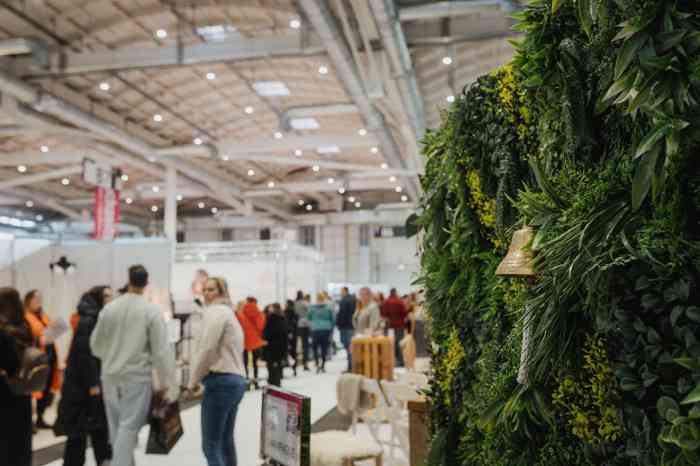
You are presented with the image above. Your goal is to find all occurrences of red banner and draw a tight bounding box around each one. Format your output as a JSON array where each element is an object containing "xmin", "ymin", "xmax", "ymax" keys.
[{"xmin": 93, "ymin": 187, "xmax": 120, "ymax": 240}]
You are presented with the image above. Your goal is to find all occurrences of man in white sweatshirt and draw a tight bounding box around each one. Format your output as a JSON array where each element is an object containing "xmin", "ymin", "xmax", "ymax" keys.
[{"xmin": 90, "ymin": 265, "xmax": 178, "ymax": 466}]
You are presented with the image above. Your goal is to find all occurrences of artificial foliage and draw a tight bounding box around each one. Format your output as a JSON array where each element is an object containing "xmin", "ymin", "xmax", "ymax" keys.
[{"xmin": 416, "ymin": 1, "xmax": 700, "ymax": 465}]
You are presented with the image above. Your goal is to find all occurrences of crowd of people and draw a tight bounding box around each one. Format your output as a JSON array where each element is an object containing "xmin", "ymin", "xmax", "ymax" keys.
[{"xmin": 1, "ymin": 264, "xmax": 420, "ymax": 466}]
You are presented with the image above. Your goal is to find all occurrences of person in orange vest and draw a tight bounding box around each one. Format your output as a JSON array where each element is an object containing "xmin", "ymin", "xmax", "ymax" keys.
[
  {"xmin": 24, "ymin": 290, "xmax": 61, "ymax": 430},
  {"xmin": 236, "ymin": 297, "xmax": 266, "ymax": 389}
]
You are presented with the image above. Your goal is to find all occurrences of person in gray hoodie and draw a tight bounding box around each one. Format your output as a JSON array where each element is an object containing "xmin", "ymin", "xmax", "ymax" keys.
[
  {"xmin": 294, "ymin": 290, "xmax": 311, "ymax": 371},
  {"xmin": 90, "ymin": 265, "xmax": 178, "ymax": 466}
]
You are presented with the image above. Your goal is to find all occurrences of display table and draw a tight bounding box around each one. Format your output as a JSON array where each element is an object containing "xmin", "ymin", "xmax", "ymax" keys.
[
  {"xmin": 408, "ymin": 397, "xmax": 429, "ymax": 466},
  {"xmin": 351, "ymin": 336, "xmax": 394, "ymax": 381}
]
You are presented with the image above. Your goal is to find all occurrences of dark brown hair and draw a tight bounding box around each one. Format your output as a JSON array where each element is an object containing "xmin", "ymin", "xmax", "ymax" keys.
[{"xmin": 23, "ymin": 289, "xmax": 40, "ymax": 311}]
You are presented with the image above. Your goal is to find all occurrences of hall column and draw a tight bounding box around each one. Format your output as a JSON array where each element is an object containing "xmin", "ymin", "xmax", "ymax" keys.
[{"xmin": 164, "ymin": 166, "xmax": 177, "ymax": 289}]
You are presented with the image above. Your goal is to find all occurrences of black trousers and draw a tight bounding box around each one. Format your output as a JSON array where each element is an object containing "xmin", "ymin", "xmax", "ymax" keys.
[
  {"xmin": 287, "ymin": 334, "xmax": 299, "ymax": 370},
  {"xmin": 312, "ymin": 330, "xmax": 332, "ymax": 369},
  {"xmin": 267, "ymin": 360, "xmax": 284, "ymax": 387},
  {"xmin": 394, "ymin": 328, "xmax": 405, "ymax": 367},
  {"xmin": 63, "ymin": 430, "xmax": 111, "ymax": 466},
  {"xmin": 243, "ymin": 349, "xmax": 260, "ymax": 380},
  {"xmin": 298, "ymin": 327, "xmax": 311, "ymax": 366},
  {"xmin": 37, "ymin": 344, "xmax": 57, "ymax": 420},
  {"xmin": 0, "ymin": 394, "xmax": 32, "ymax": 466}
]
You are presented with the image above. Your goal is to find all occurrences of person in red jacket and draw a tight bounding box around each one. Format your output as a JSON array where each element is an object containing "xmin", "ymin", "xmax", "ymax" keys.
[
  {"xmin": 380, "ymin": 288, "xmax": 409, "ymax": 367},
  {"xmin": 236, "ymin": 297, "xmax": 266, "ymax": 389}
]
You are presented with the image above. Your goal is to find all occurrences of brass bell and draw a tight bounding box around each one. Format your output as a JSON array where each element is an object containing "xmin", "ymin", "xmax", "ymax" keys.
[{"xmin": 495, "ymin": 226, "xmax": 536, "ymax": 277}]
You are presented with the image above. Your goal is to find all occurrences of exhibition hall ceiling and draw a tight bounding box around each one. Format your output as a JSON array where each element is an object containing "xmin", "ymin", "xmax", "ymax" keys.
[{"xmin": 0, "ymin": 0, "xmax": 518, "ymax": 224}]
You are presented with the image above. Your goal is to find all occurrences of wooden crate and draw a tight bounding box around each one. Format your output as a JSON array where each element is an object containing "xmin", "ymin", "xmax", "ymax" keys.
[{"xmin": 351, "ymin": 336, "xmax": 394, "ymax": 381}]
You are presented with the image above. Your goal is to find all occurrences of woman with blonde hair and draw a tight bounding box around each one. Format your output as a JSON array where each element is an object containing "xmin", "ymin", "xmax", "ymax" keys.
[
  {"xmin": 189, "ymin": 277, "xmax": 247, "ymax": 466},
  {"xmin": 353, "ymin": 287, "xmax": 383, "ymax": 336}
]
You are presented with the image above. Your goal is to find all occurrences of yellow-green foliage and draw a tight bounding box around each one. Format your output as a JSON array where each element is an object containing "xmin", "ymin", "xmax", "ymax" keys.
[
  {"xmin": 553, "ymin": 335, "xmax": 622, "ymax": 445},
  {"xmin": 495, "ymin": 64, "xmax": 532, "ymax": 142},
  {"xmin": 466, "ymin": 170, "xmax": 499, "ymax": 247},
  {"xmin": 436, "ymin": 329, "xmax": 466, "ymax": 407}
]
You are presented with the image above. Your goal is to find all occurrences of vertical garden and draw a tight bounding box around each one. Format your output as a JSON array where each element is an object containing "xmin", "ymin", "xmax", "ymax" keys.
[{"xmin": 416, "ymin": 0, "xmax": 700, "ymax": 465}]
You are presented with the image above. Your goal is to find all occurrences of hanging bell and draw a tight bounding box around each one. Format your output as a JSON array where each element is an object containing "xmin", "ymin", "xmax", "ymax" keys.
[{"xmin": 495, "ymin": 226, "xmax": 536, "ymax": 277}]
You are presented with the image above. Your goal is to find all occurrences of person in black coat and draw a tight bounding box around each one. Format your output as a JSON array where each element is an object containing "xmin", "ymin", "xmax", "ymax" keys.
[
  {"xmin": 0, "ymin": 287, "xmax": 34, "ymax": 466},
  {"xmin": 55, "ymin": 286, "xmax": 113, "ymax": 466},
  {"xmin": 284, "ymin": 299, "xmax": 299, "ymax": 376},
  {"xmin": 337, "ymin": 287, "xmax": 356, "ymax": 372},
  {"xmin": 263, "ymin": 303, "xmax": 287, "ymax": 387}
]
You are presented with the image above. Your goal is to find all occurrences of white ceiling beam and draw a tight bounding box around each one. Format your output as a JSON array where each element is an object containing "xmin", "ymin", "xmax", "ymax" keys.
[
  {"xmin": 221, "ymin": 154, "xmax": 418, "ymax": 174},
  {"xmin": 0, "ymin": 151, "xmax": 86, "ymax": 166},
  {"xmin": 12, "ymin": 33, "xmax": 325, "ymax": 77},
  {"xmin": 245, "ymin": 178, "xmax": 405, "ymax": 196},
  {"xmin": 0, "ymin": 165, "xmax": 82, "ymax": 190},
  {"xmin": 157, "ymin": 133, "xmax": 380, "ymax": 158},
  {"xmin": 399, "ymin": 0, "xmax": 504, "ymax": 21},
  {"xmin": 8, "ymin": 187, "xmax": 82, "ymax": 220}
]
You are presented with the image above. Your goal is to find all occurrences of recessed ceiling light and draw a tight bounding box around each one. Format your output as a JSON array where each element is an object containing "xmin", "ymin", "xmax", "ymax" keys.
[
  {"xmin": 389, "ymin": 176, "xmax": 397, "ymax": 182},
  {"xmin": 348, "ymin": 196, "xmax": 356, "ymax": 203},
  {"xmin": 25, "ymin": 200, "xmax": 34, "ymax": 208},
  {"xmin": 155, "ymin": 29, "xmax": 168, "ymax": 39},
  {"xmin": 121, "ymin": 174, "xmax": 129, "ymax": 182},
  {"xmin": 17, "ymin": 165, "xmax": 27, "ymax": 173},
  {"xmin": 148, "ymin": 157, "xmax": 157, "ymax": 163},
  {"xmin": 35, "ymin": 214, "xmax": 44, "ymax": 222},
  {"xmin": 206, "ymin": 72, "xmax": 216, "ymax": 80},
  {"xmin": 152, "ymin": 185, "xmax": 160, "ymax": 193},
  {"xmin": 221, "ymin": 155, "xmax": 230, "ymax": 161},
  {"xmin": 446, "ymin": 95, "xmax": 455, "ymax": 103},
  {"xmin": 247, "ymin": 169, "xmax": 256, "ymax": 177},
  {"xmin": 294, "ymin": 149, "xmax": 303, "ymax": 157},
  {"xmin": 354, "ymin": 201, "xmax": 362, "ymax": 208},
  {"xmin": 253, "ymin": 81, "xmax": 290, "ymax": 97},
  {"xmin": 395, "ymin": 186, "xmax": 403, "ymax": 193},
  {"xmin": 267, "ymin": 181, "xmax": 276, "ymax": 188},
  {"xmin": 305, "ymin": 204, "xmax": 313, "ymax": 211},
  {"xmin": 327, "ymin": 177, "xmax": 335, "ymax": 184},
  {"xmin": 318, "ymin": 65, "xmax": 329, "ymax": 75},
  {"xmin": 381, "ymin": 163, "xmax": 388, "ymax": 169},
  {"xmin": 297, "ymin": 200, "xmax": 305, "ymax": 206},
  {"xmin": 176, "ymin": 194, "xmax": 183, "ymax": 201},
  {"xmin": 371, "ymin": 146, "xmax": 379, "ymax": 154},
  {"xmin": 40, "ymin": 145, "xmax": 49, "ymax": 153},
  {"xmin": 290, "ymin": 118, "xmax": 320, "ymax": 130},
  {"xmin": 151, "ymin": 205, "xmax": 159, "ymax": 212},
  {"xmin": 198, "ymin": 202, "xmax": 206, "ymax": 209},
  {"xmin": 211, "ymin": 207, "xmax": 218, "ymax": 214},
  {"xmin": 153, "ymin": 114, "xmax": 163, "ymax": 122},
  {"xmin": 61, "ymin": 178, "xmax": 70, "ymax": 186},
  {"xmin": 316, "ymin": 145, "xmax": 340, "ymax": 154},
  {"xmin": 312, "ymin": 165, "xmax": 320, "ymax": 172},
  {"xmin": 357, "ymin": 128, "xmax": 367, "ymax": 136},
  {"xmin": 401, "ymin": 195, "xmax": 408, "ymax": 202},
  {"xmin": 99, "ymin": 82, "xmax": 110, "ymax": 91},
  {"xmin": 442, "ymin": 56, "xmax": 453, "ymax": 65},
  {"xmin": 290, "ymin": 18, "xmax": 301, "ymax": 29},
  {"xmin": 244, "ymin": 106, "xmax": 254, "ymax": 114},
  {"xmin": 125, "ymin": 197, "xmax": 133, "ymax": 204},
  {"xmin": 193, "ymin": 137, "xmax": 203, "ymax": 145},
  {"xmin": 338, "ymin": 187, "xmax": 346, "ymax": 194},
  {"xmin": 273, "ymin": 131, "xmax": 283, "ymax": 139}
]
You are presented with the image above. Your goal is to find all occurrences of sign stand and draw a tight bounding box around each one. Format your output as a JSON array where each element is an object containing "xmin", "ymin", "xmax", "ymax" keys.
[{"xmin": 260, "ymin": 387, "xmax": 311, "ymax": 466}]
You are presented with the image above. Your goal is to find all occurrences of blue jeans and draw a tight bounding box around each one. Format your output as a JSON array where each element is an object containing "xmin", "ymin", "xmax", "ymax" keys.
[
  {"xmin": 201, "ymin": 373, "xmax": 247, "ymax": 466},
  {"xmin": 339, "ymin": 329, "xmax": 354, "ymax": 371},
  {"xmin": 103, "ymin": 381, "xmax": 152, "ymax": 466}
]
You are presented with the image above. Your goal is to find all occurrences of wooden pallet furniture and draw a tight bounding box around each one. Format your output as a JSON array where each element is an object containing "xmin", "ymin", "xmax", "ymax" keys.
[{"xmin": 351, "ymin": 336, "xmax": 395, "ymax": 381}]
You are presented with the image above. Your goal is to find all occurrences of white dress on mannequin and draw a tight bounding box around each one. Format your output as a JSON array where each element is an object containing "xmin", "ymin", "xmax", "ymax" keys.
[{"xmin": 47, "ymin": 266, "xmax": 78, "ymax": 366}]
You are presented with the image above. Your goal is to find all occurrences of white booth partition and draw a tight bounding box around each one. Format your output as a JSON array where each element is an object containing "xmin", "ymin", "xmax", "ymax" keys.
[{"xmin": 173, "ymin": 240, "xmax": 326, "ymax": 306}]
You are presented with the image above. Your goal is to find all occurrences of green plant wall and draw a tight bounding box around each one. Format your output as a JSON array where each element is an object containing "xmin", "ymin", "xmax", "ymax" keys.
[{"xmin": 416, "ymin": 1, "xmax": 700, "ymax": 465}]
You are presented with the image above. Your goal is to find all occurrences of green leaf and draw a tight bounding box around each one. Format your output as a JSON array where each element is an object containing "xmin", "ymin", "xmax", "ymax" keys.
[
  {"xmin": 577, "ymin": 0, "xmax": 593, "ymax": 37},
  {"xmin": 552, "ymin": 0, "xmax": 564, "ymax": 13},
  {"xmin": 603, "ymin": 67, "xmax": 637, "ymax": 102},
  {"xmin": 674, "ymin": 357, "xmax": 700, "ymax": 371},
  {"xmin": 613, "ymin": 20, "xmax": 641, "ymax": 42},
  {"xmin": 687, "ymin": 306, "xmax": 700, "ymax": 323},
  {"xmin": 659, "ymin": 30, "xmax": 687, "ymax": 53},
  {"xmin": 671, "ymin": 305, "xmax": 685, "ymax": 326},
  {"xmin": 666, "ymin": 130, "xmax": 680, "ymax": 158},
  {"xmin": 647, "ymin": 327, "xmax": 661, "ymax": 344},
  {"xmin": 632, "ymin": 145, "xmax": 660, "ymax": 210},
  {"xmin": 615, "ymin": 33, "xmax": 648, "ymax": 79},
  {"xmin": 658, "ymin": 396, "xmax": 681, "ymax": 420},
  {"xmin": 682, "ymin": 384, "xmax": 700, "ymax": 405},
  {"xmin": 635, "ymin": 125, "xmax": 670, "ymax": 159}
]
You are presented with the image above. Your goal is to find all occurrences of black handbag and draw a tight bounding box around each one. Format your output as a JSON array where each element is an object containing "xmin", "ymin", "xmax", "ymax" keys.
[
  {"xmin": 0, "ymin": 346, "xmax": 49, "ymax": 395},
  {"xmin": 146, "ymin": 394, "xmax": 184, "ymax": 454}
]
